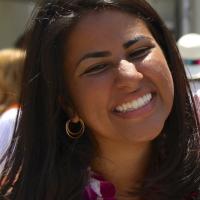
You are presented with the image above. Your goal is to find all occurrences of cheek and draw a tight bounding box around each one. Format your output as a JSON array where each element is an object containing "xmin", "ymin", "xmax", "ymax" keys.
[
  {"xmin": 67, "ymin": 76, "xmax": 112, "ymax": 117},
  {"xmin": 141, "ymin": 54, "xmax": 174, "ymax": 107}
]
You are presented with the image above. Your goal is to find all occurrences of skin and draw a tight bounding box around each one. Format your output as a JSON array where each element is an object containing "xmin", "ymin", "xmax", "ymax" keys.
[{"xmin": 63, "ymin": 10, "xmax": 174, "ymax": 198}]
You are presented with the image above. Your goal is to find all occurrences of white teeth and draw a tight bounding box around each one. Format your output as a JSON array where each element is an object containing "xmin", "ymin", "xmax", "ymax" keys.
[
  {"xmin": 115, "ymin": 93, "xmax": 153, "ymax": 113},
  {"xmin": 127, "ymin": 103, "xmax": 132, "ymax": 109}
]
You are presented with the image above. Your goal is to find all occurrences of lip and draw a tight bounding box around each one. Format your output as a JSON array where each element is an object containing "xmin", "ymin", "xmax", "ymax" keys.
[{"xmin": 112, "ymin": 92, "xmax": 157, "ymax": 119}]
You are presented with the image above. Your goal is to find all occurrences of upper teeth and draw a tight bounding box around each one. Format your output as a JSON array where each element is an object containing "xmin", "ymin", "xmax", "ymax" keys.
[{"xmin": 115, "ymin": 93, "xmax": 152, "ymax": 113}]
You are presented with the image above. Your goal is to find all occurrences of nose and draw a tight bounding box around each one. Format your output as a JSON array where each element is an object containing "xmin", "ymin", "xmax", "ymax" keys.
[{"xmin": 115, "ymin": 60, "xmax": 143, "ymax": 90}]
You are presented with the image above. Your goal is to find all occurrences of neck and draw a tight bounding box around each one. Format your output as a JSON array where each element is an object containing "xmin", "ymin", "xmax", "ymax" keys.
[{"xmin": 91, "ymin": 138, "xmax": 151, "ymax": 198}]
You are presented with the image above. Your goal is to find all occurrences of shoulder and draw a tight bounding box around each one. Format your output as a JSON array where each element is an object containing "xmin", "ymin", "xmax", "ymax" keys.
[
  {"xmin": 0, "ymin": 107, "xmax": 19, "ymax": 139},
  {"xmin": 0, "ymin": 108, "xmax": 19, "ymax": 155},
  {"xmin": 0, "ymin": 107, "xmax": 18, "ymax": 123}
]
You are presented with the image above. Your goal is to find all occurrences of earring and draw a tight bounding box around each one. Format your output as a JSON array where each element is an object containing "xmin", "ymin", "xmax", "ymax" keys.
[{"xmin": 65, "ymin": 119, "xmax": 85, "ymax": 139}]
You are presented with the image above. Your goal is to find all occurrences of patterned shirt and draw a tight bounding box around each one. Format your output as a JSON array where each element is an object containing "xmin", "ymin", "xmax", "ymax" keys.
[
  {"xmin": 83, "ymin": 171, "xmax": 198, "ymax": 200},
  {"xmin": 83, "ymin": 171, "xmax": 116, "ymax": 200}
]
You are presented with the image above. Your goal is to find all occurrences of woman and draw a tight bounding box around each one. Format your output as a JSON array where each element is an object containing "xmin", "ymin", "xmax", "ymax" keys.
[{"xmin": 0, "ymin": 0, "xmax": 200, "ymax": 199}]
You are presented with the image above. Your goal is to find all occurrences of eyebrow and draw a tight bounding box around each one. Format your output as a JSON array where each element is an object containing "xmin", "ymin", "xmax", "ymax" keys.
[
  {"xmin": 123, "ymin": 35, "xmax": 151, "ymax": 49},
  {"xmin": 77, "ymin": 51, "xmax": 111, "ymax": 66},
  {"xmin": 77, "ymin": 35, "xmax": 151, "ymax": 66}
]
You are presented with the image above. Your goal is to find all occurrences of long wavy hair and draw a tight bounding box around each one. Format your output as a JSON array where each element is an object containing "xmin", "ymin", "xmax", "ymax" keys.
[{"xmin": 1, "ymin": 0, "xmax": 200, "ymax": 199}]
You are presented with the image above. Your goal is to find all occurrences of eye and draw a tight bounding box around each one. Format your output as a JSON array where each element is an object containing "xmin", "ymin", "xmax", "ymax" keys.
[
  {"xmin": 82, "ymin": 63, "xmax": 110, "ymax": 76},
  {"xmin": 128, "ymin": 46, "xmax": 154, "ymax": 61}
]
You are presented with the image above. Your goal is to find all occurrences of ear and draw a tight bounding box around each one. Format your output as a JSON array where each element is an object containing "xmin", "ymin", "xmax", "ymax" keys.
[{"xmin": 58, "ymin": 96, "xmax": 80, "ymax": 123}]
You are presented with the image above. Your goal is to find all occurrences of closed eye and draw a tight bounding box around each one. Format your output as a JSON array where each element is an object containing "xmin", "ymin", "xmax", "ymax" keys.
[
  {"xmin": 82, "ymin": 63, "xmax": 110, "ymax": 76},
  {"xmin": 128, "ymin": 46, "xmax": 154, "ymax": 61}
]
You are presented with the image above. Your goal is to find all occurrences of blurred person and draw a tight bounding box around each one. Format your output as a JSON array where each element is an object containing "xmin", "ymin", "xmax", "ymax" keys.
[
  {"xmin": 0, "ymin": 49, "xmax": 25, "ymax": 172},
  {"xmin": 0, "ymin": 49, "xmax": 25, "ymax": 114}
]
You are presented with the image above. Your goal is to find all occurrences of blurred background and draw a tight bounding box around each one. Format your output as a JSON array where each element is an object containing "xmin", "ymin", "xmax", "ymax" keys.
[{"xmin": 0, "ymin": 0, "xmax": 200, "ymax": 49}]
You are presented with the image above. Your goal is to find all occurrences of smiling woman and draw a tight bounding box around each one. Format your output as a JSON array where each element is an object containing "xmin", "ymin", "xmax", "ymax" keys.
[
  {"xmin": 0, "ymin": 0, "xmax": 200, "ymax": 200},
  {"xmin": 65, "ymin": 10, "xmax": 174, "ymax": 147}
]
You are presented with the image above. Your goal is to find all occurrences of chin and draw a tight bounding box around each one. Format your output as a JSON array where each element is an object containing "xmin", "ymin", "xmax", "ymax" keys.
[{"xmin": 124, "ymin": 122, "xmax": 165, "ymax": 143}]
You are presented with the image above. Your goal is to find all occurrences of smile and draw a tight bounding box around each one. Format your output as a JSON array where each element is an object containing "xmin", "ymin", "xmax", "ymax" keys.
[{"xmin": 115, "ymin": 93, "xmax": 152, "ymax": 113}]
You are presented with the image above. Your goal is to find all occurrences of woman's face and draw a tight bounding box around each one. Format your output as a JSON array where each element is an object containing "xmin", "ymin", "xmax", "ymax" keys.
[{"xmin": 64, "ymin": 10, "xmax": 174, "ymax": 145}]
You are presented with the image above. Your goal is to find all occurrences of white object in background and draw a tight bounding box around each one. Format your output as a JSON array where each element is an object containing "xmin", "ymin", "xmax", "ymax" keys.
[{"xmin": 177, "ymin": 33, "xmax": 200, "ymax": 80}]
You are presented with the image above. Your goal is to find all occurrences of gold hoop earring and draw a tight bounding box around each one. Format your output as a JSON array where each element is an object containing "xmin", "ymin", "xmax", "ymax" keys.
[{"xmin": 65, "ymin": 119, "xmax": 85, "ymax": 139}]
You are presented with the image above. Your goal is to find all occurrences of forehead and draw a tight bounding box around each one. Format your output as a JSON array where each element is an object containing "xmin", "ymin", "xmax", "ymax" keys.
[{"xmin": 65, "ymin": 9, "xmax": 154, "ymax": 60}]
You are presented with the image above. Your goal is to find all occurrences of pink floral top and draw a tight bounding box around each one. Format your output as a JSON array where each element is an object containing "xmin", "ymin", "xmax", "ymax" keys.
[
  {"xmin": 83, "ymin": 171, "xmax": 198, "ymax": 200},
  {"xmin": 83, "ymin": 171, "xmax": 116, "ymax": 200}
]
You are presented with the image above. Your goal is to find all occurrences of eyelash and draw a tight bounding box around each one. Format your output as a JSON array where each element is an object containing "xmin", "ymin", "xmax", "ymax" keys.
[
  {"xmin": 83, "ymin": 63, "xmax": 110, "ymax": 75},
  {"xmin": 82, "ymin": 46, "xmax": 154, "ymax": 76},
  {"xmin": 128, "ymin": 46, "xmax": 154, "ymax": 61}
]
